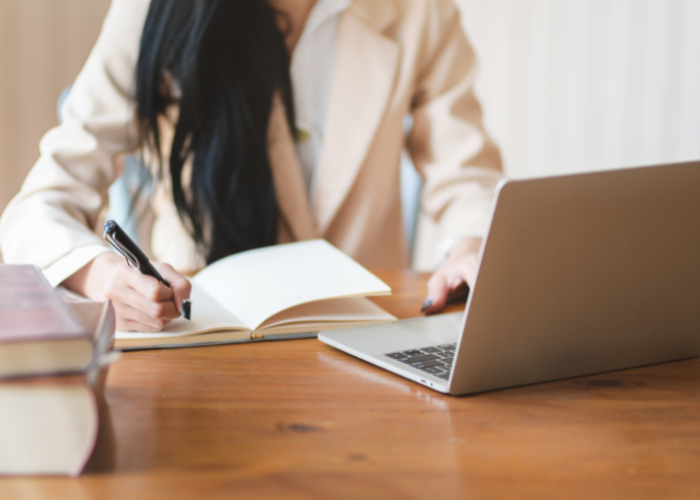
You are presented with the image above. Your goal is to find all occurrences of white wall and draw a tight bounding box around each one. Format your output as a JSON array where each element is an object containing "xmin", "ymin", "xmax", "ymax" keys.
[
  {"xmin": 413, "ymin": 0, "xmax": 700, "ymax": 269},
  {"xmin": 456, "ymin": 0, "xmax": 700, "ymax": 178}
]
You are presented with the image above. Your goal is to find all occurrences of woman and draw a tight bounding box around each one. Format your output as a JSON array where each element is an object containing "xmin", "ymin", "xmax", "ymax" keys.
[{"xmin": 0, "ymin": 0, "xmax": 502, "ymax": 332}]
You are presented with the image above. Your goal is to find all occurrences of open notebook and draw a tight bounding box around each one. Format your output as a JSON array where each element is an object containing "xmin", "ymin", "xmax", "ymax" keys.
[{"xmin": 115, "ymin": 240, "xmax": 396, "ymax": 350}]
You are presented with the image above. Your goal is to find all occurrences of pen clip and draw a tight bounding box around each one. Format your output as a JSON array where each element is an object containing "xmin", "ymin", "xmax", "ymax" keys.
[{"xmin": 104, "ymin": 231, "xmax": 141, "ymax": 271}]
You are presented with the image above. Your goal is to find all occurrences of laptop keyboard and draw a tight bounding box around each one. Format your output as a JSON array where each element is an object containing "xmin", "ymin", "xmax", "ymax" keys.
[{"xmin": 384, "ymin": 343, "xmax": 457, "ymax": 380}]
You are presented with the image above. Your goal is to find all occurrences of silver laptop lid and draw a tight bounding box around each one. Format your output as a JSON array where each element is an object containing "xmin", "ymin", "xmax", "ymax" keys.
[{"xmin": 450, "ymin": 161, "xmax": 700, "ymax": 394}]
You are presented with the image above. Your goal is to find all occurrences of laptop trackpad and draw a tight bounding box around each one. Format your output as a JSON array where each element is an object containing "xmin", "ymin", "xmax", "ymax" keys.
[{"xmin": 320, "ymin": 312, "xmax": 463, "ymax": 356}]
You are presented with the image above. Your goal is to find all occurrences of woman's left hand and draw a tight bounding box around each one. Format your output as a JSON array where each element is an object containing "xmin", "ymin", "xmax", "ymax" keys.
[{"xmin": 422, "ymin": 237, "xmax": 482, "ymax": 314}]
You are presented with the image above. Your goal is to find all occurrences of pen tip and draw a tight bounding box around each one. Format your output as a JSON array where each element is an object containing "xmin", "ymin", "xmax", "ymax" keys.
[{"xmin": 182, "ymin": 298, "xmax": 192, "ymax": 320}]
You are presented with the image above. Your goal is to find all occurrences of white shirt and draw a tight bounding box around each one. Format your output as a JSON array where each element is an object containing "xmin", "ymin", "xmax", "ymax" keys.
[
  {"xmin": 292, "ymin": 0, "xmax": 349, "ymax": 197},
  {"xmin": 43, "ymin": 0, "xmax": 347, "ymax": 287}
]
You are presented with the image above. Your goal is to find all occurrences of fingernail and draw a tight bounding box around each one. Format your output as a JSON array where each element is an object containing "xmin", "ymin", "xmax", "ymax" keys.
[
  {"xmin": 182, "ymin": 298, "xmax": 192, "ymax": 320},
  {"xmin": 421, "ymin": 298, "xmax": 433, "ymax": 313}
]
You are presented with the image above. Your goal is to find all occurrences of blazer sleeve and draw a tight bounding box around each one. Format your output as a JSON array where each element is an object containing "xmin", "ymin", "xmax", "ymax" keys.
[
  {"xmin": 0, "ymin": 0, "xmax": 148, "ymax": 271},
  {"xmin": 407, "ymin": 0, "xmax": 504, "ymax": 264}
]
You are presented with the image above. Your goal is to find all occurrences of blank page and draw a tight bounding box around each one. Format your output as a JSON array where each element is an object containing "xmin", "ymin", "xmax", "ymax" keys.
[
  {"xmin": 256, "ymin": 297, "xmax": 396, "ymax": 331},
  {"xmin": 193, "ymin": 240, "xmax": 391, "ymax": 331}
]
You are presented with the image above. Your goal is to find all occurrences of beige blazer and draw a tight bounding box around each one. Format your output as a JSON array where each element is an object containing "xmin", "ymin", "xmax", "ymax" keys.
[{"xmin": 0, "ymin": 0, "xmax": 502, "ymax": 275}]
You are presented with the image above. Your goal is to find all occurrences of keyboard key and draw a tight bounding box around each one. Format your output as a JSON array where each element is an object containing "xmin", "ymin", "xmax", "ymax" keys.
[
  {"xmin": 383, "ymin": 344, "xmax": 455, "ymax": 382},
  {"xmin": 413, "ymin": 360, "xmax": 445, "ymax": 369},
  {"xmin": 402, "ymin": 350, "xmax": 423, "ymax": 357},
  {"xmin": 421, "ymin": 347, "xmax": 442, "ymax": 354},
  {"xmin": 406, "ymin": 354, "xmax": 440, "ymax": 364},
  {"xmin": 385, "ymin": 352, "xmax": 408, "ymax": 360},
  {"xmin": 416, "ymin": 363, "xmax": 452, "ymax": 379}
]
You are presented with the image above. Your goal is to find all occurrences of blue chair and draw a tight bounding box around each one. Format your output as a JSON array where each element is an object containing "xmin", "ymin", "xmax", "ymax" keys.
[{"xmin": 399, "ymin": 115, "xmax": 424, "ymax": 262}]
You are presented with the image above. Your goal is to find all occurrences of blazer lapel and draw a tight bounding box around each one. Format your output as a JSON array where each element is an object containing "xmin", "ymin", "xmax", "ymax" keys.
[
  {"xmin": 312, "ymin": 5, "xmax": 400, "ymax": 234},
  {"xmin": 267, "ymin": 94, "xmax": 318, "ymax": 241}
]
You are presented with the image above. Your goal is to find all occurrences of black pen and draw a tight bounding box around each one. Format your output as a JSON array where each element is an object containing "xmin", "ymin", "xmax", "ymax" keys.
[{"xmin": 103, "ymin": 220, "xmax": 191, "ymax": 320}]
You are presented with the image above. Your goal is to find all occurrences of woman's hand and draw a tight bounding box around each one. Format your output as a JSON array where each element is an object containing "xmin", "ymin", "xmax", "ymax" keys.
[
  {"xmin": 422, "ymin": 237, "xmax": 482, "ymax": 314},
  {"xmin": 62, "ymin": 252, "xmax": 192, "ymax": 332}
]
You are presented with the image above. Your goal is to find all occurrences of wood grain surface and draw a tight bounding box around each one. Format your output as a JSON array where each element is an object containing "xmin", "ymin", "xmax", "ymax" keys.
[{"xmin": 1, "ymin": 269, "xmax": 699, "ymax": 499}]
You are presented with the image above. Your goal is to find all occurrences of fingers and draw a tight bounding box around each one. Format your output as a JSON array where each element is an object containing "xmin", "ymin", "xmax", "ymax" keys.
[
  {"xmin": 114, "ymin": 284, "xmax": 179, "ymax": 322},
  {"xmin": 107, "ymin": 262, "xmax": 172, "ymax": 303},
  {"xmin": 424, "ymin": 271, "xmax": 469, "ymax": 314},
  {"xmin": 422, "ymin": 238, "xmax": 481, "ymax": 315},
  {"xmin": 113, "ymin": 303, "xmax": 173, "ymax": 332},
  {"xmin": 64, "ymin": 253, "xmax": 189, "ymax": 332},
  {"xmin": 424, "ymin": 272, "xmax": 449, "ymax": 314},
  {"xmin": 152, "ymin": 262, "xmax": 192, "ymax": 315},
  {"xmin": 103, "ymin": 261, "xmax": 181, "ymax": 332}
]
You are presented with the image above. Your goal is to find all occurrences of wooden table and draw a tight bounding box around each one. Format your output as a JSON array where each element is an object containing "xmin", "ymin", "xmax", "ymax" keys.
[{"xmin": 2, "ymin": 270, "xmax": 699, "ymax": 499}]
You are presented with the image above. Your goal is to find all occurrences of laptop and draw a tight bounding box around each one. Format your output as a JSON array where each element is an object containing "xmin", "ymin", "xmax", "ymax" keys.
[{"xmin": 319, "ymin": 161, "xmax": 700, "ymax": 395}]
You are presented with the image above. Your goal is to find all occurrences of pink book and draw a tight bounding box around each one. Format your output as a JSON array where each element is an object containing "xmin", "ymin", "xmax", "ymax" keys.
[
  {"xmin": 0, "ymin": 299, "xmax": 116, "ymax": 476},
  {"xmin": 0, "ymin": 265, "xmax": 92, "ymax": 378}
]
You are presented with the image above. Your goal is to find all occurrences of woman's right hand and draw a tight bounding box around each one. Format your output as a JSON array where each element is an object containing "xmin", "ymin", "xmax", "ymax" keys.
[{"xmin": 62, "ymin": 252, "xmax": 192, "ymax": 332}]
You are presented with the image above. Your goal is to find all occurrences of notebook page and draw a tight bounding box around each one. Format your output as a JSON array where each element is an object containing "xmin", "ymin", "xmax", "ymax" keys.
[
  {"xmin": 192, "ymin": 240, "xmax": 391, "ymax": 331},
  {"xmin": 256, "ymin": 297, "xmax": 396, "ymax": 332},
  {"xmin": 116, "ymin": 282, "xmax": 249, "ymax": 340}
]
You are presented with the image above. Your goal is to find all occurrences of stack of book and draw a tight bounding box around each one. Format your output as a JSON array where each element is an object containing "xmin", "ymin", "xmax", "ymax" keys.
[{"xmin": 0, "ymin": 264, "xmax": 116, "ymax": 476}]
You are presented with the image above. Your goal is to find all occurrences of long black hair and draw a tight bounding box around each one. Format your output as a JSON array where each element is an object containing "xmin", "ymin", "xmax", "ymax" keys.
[{"xmin": 136, "ymin": 0, "xmax": 295, "ymax": 264}]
